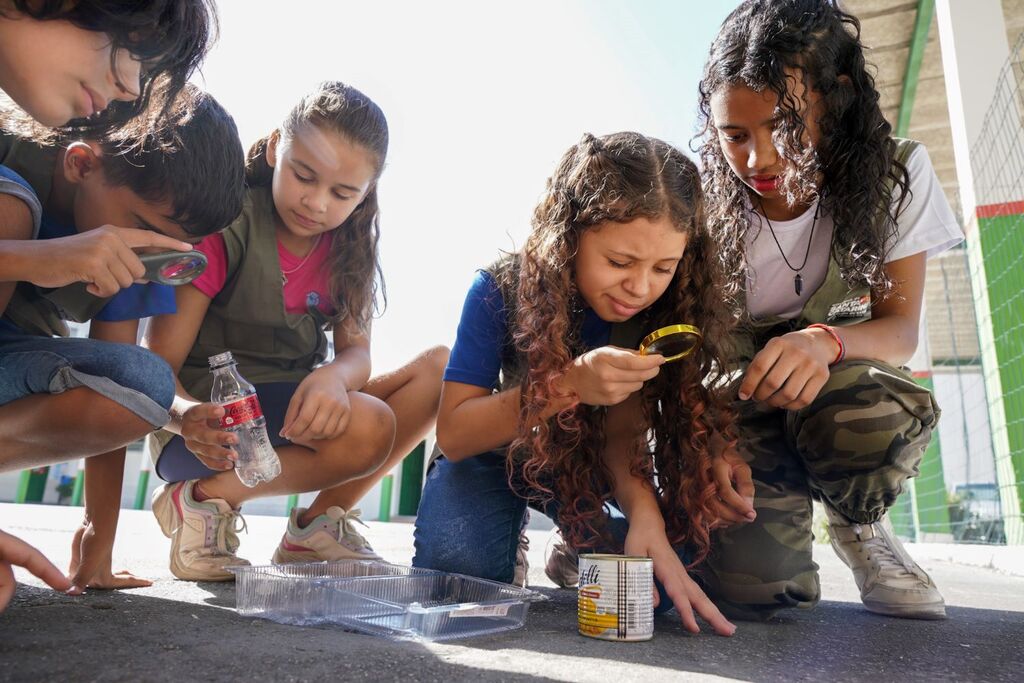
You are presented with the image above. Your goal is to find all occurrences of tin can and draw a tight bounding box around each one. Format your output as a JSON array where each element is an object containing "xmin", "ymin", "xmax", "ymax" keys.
[{"xmin": 577, "ymin": 553, "xmax": 654, "ymax": 641}]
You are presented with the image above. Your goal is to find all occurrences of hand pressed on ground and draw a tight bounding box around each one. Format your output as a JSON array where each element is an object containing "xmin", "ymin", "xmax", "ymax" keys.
[{"xmin": 623, "ymin": 525, "xmax": 736, "ymax": 636}]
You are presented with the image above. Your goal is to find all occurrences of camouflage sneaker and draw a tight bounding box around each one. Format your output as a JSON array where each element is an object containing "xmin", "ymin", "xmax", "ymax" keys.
[
  {"xmin": 825, "ymin": 505, "xmax": 946, "ymax": 619},
  {"xmin": 152, "ymin": 480, "xmax": 250, "ymax": 582},
  {"xmin": 544, "ymin": 529, "xmax": 579, "ymax": 588},
  {"xmin": 272, "ymin": 506, "xmax": 381, "ymax": 563},
  {"xmin": 513, "ymin": 532, "xmax": 529, "ymax": 587}
]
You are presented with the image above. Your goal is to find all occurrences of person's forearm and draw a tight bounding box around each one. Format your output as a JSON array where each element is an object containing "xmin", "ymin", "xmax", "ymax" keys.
[
  {"xmin": 603, "ymin": 442, "xmax": 664, "ymax": 528},
  {"xmin": 603, "ymin": 397, "xmax": 664, "ymax": 527},
  {"xmin": 437, "ymin": 384, "xmax": 576, "ymax": 461},
  {"xmin": 815, "ymin": 314, "xmax": 919, "ymax": 368},
  {"xmin": 0, "ymin": 241, "xmax": 31, "ymax": 283},
  {"xmin": 323, "ymin": 346, "xmax": 372, "ymax": 392},
  {"xmin": 165, "ymin": 376, "xmax": 203, "ymax": 436}
]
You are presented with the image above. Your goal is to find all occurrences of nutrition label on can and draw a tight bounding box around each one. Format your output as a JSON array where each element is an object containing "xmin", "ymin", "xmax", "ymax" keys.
[{"xmin": 578, "ymin": 555, "xmax": 653, "ymax": 641}]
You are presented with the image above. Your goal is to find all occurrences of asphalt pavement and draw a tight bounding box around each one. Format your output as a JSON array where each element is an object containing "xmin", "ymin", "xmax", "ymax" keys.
[{"xmin": 1, "ymin": 503, "xmax": 1022, "ymax": 682}]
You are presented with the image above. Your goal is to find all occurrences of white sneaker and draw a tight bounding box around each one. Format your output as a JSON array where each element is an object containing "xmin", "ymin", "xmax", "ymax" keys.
[
  {"xmin": 513, "ymin": 532, "xmax": 529, "ymax": 587},
  {"xmin": 151, "ymin": 480, "xmax": 250, "ymax": 582},
  {"xmin": 826, "ymin": 506, "xmax": 946, "ymax": 619},
  {"xmin": 272, "ymin": 506, "xmax": 381, "ymax": 563},
  {"xmin": 543, "ymin": 529, "xmax": 579, "ymax": 588}
]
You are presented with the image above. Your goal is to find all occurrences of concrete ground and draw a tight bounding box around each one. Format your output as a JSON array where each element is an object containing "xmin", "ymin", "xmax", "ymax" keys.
[{"xmin": 1, "ymin": 503, "xmax": 1022, "ymax": 682}]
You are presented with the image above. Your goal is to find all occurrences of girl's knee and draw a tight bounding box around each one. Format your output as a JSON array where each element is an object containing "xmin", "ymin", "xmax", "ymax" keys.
[
  {"xmin": 340, "ymin": 392, "xmax": 396, "ymax": 474},
  {"xmin": 421, "ymin": 345, "xmax": 450, "ymax": 378}
]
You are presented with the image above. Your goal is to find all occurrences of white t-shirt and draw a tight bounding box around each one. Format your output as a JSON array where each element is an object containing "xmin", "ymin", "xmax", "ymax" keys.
[{"xmin": 744, "ymin": 145, "xmax": 963, "ymax": 319}]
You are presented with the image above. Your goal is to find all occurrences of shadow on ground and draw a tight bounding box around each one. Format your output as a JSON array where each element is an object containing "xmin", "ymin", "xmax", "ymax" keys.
[{"xmin": 2, "ymin": 583, "xmax": 1021, "ymax": 682}]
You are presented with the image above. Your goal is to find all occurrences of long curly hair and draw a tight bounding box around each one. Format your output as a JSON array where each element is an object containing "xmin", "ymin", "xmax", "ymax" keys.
[
  {"xmin": 507, "ymin": 131, "xmax": 736, "ymax": 563},
  {"xmin": 246, "ymin": 81, "xmax": 387, "ymax": 331},
  {"xmin": 697, "ymin": 0, "xmax": 910, "ymax": 300}
]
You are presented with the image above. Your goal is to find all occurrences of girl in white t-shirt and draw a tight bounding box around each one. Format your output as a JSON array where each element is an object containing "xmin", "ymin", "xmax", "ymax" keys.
[{"xmin": 695, "ymin": 0, "xmax": 962, "ymax": 622}]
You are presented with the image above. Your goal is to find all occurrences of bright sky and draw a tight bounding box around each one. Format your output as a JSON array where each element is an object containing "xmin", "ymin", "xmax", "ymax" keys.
[{"xmin": 192, "ymin": 0, "xmax": 739, "ymax": 373}]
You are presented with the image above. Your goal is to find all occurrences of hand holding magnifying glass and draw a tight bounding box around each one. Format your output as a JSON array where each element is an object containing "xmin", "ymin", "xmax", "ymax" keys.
[{"xmin": 638, "ymin": 324, "xmax": 702, "ymax": 362}]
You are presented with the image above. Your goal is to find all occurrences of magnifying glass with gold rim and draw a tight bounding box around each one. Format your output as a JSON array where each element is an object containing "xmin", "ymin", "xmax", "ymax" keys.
[{"xmin": 638, "ymin": 324, "xmax": 702, "ymax": 363}]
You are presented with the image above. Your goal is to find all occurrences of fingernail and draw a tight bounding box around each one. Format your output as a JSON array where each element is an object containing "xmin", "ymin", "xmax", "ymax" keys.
[
  {"xmin": 746, "ymin": 512, "xmax": 757, "ymax": 520},
  {"xmin": 67, "ymin": 586, "xmax": 84, "ymax": 596},
  {"xmin": 738, "ymin": 392, "xmax": 749, "ymax": 400}
]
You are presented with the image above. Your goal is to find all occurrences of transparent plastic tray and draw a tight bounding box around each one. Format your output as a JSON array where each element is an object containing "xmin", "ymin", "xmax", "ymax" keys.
[
  {"xmin": 228, "ymin": 561, "xmax": 546, "ymax": 641},
  {"xmin": 230, "ymin": 560, "xmax": 432, "ymax": 625},
  {"xmin": 321, "ymin": 572, "xmax": 547, "ymax": 641}
]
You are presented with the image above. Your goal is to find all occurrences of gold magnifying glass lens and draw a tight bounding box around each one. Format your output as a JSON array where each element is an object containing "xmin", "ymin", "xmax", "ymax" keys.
[{"xmin": 638, "ymin": 324, "xmax": 702, "ymax": 363}]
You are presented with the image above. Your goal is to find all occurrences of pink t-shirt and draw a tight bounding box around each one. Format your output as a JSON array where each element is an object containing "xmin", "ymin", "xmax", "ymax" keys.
[{"xmin": 192, "ymin": 232, "xmax": 335, "ymax": 316}]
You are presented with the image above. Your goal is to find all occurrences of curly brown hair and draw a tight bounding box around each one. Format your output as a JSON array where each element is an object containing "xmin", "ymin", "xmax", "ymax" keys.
[
  {"xmin": 246, "ymin": 81, "xmax": 387, "ymax": 332},
  {"xmin": 697, "ymin": 0, "xmax": 911, "ymax": 301},
  {"xmin": 507, "ymin": 132, "xmax": 736, "ymax": 563}
]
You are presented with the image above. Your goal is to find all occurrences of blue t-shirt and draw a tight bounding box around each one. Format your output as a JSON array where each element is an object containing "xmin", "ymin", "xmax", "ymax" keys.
[
  {"xmin": 0, "ymin": 165, "xmax": 42, "ymax": 237},
  {"xmin": 36, "ymin": 210, "xmax": 176, "ymax": 322},
  {"xmin": 444, "ymin": 270, "xmax": 611, "ymax": 389}
]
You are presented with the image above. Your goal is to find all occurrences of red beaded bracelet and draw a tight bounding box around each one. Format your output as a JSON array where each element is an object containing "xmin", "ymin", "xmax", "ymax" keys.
[{"xmin": 806, "ymin": 323, "xmax": 845, "ymax": 366}]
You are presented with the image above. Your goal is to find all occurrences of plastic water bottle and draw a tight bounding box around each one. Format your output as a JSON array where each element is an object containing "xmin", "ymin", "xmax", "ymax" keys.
[{"xmin": 208, "ymin": 351, "xmax": 281, "ymax": 487}]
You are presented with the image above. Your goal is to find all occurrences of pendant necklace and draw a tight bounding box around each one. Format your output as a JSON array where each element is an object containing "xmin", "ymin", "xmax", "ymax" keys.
[
  {"xmin": 280, "ymin": 233, "xmax": 323, "ymax": 285},
  {"xmin": 759, "ymin": 200, "xmax": 819, "ymax": 296}
]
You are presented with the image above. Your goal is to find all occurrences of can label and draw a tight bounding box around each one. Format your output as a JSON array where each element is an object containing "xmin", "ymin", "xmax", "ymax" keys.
[
  {"xmin": 577, "ymin": 554, "xmax": 653, "ymax": 641},
  {"xmin": 219, "ymin": 395, "xmax": 263, "ymax": 428}
]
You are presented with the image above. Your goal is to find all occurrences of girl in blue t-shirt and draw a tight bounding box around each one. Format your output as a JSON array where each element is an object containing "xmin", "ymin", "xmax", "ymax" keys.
[{"xmin": 413, "ymin": 131, "xmax": 755, "ymax": 636}]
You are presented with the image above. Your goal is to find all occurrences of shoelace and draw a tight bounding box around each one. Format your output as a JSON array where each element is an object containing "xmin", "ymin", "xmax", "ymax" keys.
[
  {"xmin": 216, "ymin": 510, "xmax": 248, "ymax": 556},
  {"xmin": 859, "ymin": 526, "xmax": 919, "ymax": 580},
  {"xmin": 337, "ymin": 508, "xmax": 371, "ymax": 550}
]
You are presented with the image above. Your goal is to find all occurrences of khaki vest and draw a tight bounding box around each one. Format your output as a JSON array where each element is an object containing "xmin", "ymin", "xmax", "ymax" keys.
[
  {"xmin": 149, "ymin": 185, "xmax": 331, "ymax": 461},
  {"xmin": 177, "ymin": 184, "xmax": 331, "ymax": 399},
  {"xmin": 728, "ymin": 138, "xmax": 919, "ymax": 365},
  {"xmin": 0, "ymin": 134, "xmax": 111, "ymax": 336}
]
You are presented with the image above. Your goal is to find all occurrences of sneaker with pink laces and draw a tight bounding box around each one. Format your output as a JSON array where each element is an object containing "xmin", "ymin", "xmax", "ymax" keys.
[
  {"xmin": 272, "ymin": 506, "xmax": 381, "ymax": 563},
  {"xmin": 151, "ymin": 480, "xmax": 250, "ymax": 582}
]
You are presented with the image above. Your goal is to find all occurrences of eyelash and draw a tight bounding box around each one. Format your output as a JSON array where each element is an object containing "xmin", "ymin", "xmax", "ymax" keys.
[
  {"xmin": 294, "ymin": 170, "xmax": 352, "ymax": 200},
  {"xmin": 609, "ymin": 259, "xmax": 674, "ymax": 275}
]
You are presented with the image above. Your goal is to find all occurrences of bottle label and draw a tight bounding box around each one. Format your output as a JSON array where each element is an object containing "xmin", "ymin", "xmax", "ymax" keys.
[{"xmin": 219, "ymin": 395, "xmax": 263, "ymax": 428}]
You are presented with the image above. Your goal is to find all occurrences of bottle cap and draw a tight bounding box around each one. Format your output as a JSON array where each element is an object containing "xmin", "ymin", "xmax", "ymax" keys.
[{"xmin": 208, "ymin": 351, "xmax": 235, "ymax": 369}]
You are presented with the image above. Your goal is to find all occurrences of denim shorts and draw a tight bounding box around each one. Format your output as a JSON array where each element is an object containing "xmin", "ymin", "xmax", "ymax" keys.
[{"xmin": 0, "ymin": 322, "xmax": 173, "ymax": 427}]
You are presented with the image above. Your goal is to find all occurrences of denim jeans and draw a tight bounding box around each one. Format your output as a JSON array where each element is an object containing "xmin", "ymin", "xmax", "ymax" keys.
[
  {"xmin": 412, "ymin": 450, "xmax": 690, "ymax": 613},
  {"xmin": 0, "ymin": 322, "xmax": 173, "ymax": 427}
]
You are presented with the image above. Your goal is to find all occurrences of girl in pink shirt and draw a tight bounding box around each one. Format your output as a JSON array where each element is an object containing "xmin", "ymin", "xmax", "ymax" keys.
[{"xmin": 144, "ymin": 82, "xmax": 448, "ymax": 580}]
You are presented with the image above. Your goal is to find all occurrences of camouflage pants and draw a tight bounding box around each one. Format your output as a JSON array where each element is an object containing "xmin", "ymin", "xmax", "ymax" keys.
[{"xmin": 698, "ymin": 360, "xmax": 940, "ymax": 621}]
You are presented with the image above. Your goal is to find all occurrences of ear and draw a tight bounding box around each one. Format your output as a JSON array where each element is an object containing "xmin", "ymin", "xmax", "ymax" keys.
[
  {"xmin": 62, "ymin": 142, "xmax": 103, "ymax": 184},
  {"xmin": 266, "ymin": 130, "xmax": 281, "ymax": 169}
]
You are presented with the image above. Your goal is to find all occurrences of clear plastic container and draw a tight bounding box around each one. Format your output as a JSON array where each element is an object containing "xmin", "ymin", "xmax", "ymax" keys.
[
  {"xmin": 321, "ymin": 572, "xmax": 547, "ymax": 641},
  {"xmin": 228, "ymin": 561, "xmax": 547, "ymax": 641},
  {"xmin": 230, "ymin": 560, "xmax": 430, "ymax": 625}
]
